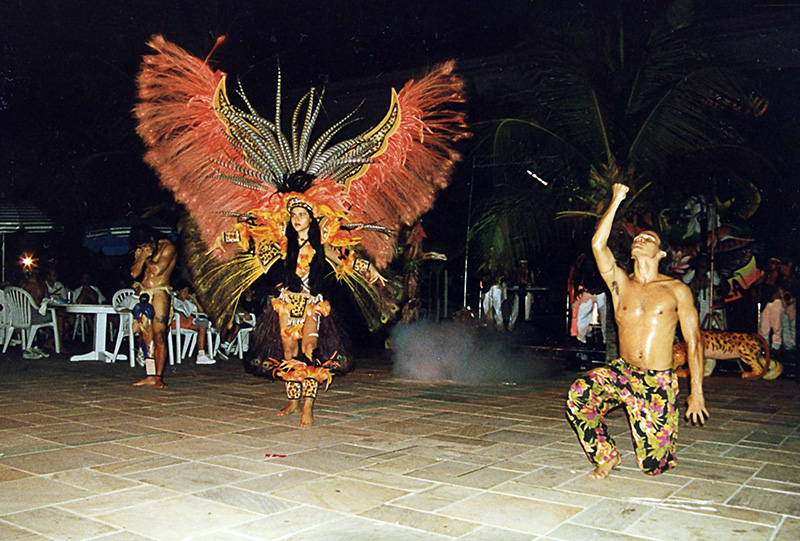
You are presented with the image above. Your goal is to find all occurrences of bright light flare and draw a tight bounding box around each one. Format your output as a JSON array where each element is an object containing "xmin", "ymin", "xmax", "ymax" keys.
[
  {"xmin": 526, "ymin": 170, "xmax": 548, "ymax": 186},
  {"xmin": 19, "ymin": 253, "xmax": 38, "ymax": 272}
]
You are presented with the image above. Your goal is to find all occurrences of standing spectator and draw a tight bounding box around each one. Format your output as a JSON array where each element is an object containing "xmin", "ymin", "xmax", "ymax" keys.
[
  {"xmin": 759, "ymin": 285, "xmax": 783, "ymax": 354},
  {"xmin": 508, "ymin": 260, "xmax": 535, "ymax": 332},
  {"xmin": 778, "ymin": 260, "xmax": 797, "ymax": 353}
]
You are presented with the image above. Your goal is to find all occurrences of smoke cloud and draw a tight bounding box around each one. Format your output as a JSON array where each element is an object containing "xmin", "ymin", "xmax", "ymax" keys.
[{"xmin": 390, "ymin": 321, "xmax": 561, "ymax": 384}]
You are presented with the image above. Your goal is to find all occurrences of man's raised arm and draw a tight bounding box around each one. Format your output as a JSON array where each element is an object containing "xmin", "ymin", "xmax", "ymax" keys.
[
  {"xmin": 592, "ymin": 183, "xmax": 629, "ymax": 285},
  {"xmin": 144, "ymin": 241, "xmax": 177, "ymax": 280},
  {"xmin": 130, "ymin": 244, "xmax": 152, "ymax": 280}
]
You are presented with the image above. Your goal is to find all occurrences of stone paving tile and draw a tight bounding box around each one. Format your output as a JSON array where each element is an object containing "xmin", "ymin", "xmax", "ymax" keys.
[
  {"xmin": 623, "ymin": 507, "xmax": 776, "ymax": 540},
  {"xmin": 440, "ymin": 491, "xmax": 583, "ymax": 535},
  {"xmin": 283, "ymin": 514, "xmax": 451, "ymax": 540},
  {"xmin": 231, "ymin": 468, "xmax": 324, "ymax": 494},
  {"xmin": 547, "ymin": 523, "xmax": 657, "ymax": 540},
  {"xmin": 2, "ymin": 506, "xmax": 120, "ymax": 539},
  {"xmin": 774, "ymin": 517, "xmax": 800, "ymax": 540},
  {"xmin": 0, "ymin": 476, "xmax": 95, "ymax": 515},
  {"xmin": 0, "ymin": 520, "xmax": 48, "ymax": 540},
  {"xmin": 565, "ymin": 498, "xmax": 653, "ymax": 531},
  {"xmin": 0, "ymin": 464, "xmax": 31, "ymax": 483},
  {"xmin": 727, "ymin": 486, "xmax": 800, "ymax": 517},
  {"xmin": 47, "ymin": 467, "xmax": 140, "ymax": 493},
  {"xmin": 95, "ymin": 495, "xmax": 263, "ymax": 541},
  {"xmin": 342, "ymin": 468, "xmax": 438, "ymax": 491},
  {"xmin": 270, "ymin": 476, "xmax": 409, "ymax": 513},
  {"xmin": 392, "ymin": 484, "xmax": 482, "ymax": 513},
  {"xmin": 457, "ymin": 525, "xmax": 535, "ymax": 540},
  {"xmin": 669, "ymin": 478, "xmax": 741, "ymax": 503},
  {"xmin": 194, "ymin": 485, "xmax": 300, "ymax": 515},
  {"xmin": 123, "ymin": 461, "xmax": 258, "ymax": 493},
  {"xmin": 59, "ymin": 484, "xmax": 183, "ymax": 517},
  {"xmin": 0, "ymin": 446, "xmax": 118, "ymax": 475},
  {"xmin": 360, "ymin": 503, "xmax": 480, "ymax": 537},
  {"xmin": 756, "ymin": 462, "xmax": 800, "ymax": 484},
  {"xmin": 1, "ymin": 352, "xmax": 799, "ymax": 539}
]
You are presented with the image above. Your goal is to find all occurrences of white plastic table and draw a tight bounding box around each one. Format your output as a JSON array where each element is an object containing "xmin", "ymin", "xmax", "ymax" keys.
[{"xmin": 63, "ymin": 304, "xmax": 126, "ymax": 362}]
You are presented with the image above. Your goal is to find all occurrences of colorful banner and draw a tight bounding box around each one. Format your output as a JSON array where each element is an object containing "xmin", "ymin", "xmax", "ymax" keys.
[{"xmin": 723, "ymin": 255, "xmax": 760, "ymax": 303}]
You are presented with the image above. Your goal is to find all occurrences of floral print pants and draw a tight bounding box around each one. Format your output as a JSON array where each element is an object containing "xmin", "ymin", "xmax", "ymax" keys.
[{"xmin": 566, "ymin": 358, "xmax": 679, "ymax": 475}]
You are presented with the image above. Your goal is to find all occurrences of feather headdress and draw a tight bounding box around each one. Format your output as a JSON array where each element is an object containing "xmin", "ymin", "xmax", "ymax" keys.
[{"xmin": 135, "ymin": 35, "xmax": 469, "ymax": 327}]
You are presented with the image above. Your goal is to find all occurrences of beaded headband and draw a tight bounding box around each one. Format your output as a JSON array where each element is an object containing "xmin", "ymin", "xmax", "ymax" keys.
[{"xmin": 286, "ymin": 196, "xmax": 314, "ymax": 215}]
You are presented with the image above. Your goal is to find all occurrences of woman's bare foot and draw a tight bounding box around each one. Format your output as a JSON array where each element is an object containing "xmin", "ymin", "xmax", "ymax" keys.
[
  {"xmin": 299, "ymin": 399, "xmax": 314, "ymax": 427},
  {"xmin": 276, "ymin": 401, "xmax": 301, "ymax": 416},
  {"xmin": 132, "ymin": 376, "xmax": 167, "ymax": 389},
  {"xmin": 589, "ymin": 455, "xmax": 621, "ymax": 480}
]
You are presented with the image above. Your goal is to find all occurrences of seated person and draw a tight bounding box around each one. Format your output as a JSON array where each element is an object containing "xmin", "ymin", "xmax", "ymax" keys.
[
  {"xmin": 73, "ymin": 272, "xmax": 106, "ymax": 304},
  {"xmin": 220, "ymin": 287, "xmax": 263, "ymax": 355},
  {"xmin": 173, "ymin": 282, "xmax": 216, "ymax": 365},
  {"xmin": 70, "ymin": 272, "xmax": 107, "ymax": 338},
  {"xmin": 19, "ymin": 271, "xmax": 55, "ymax": 357},
  {"xmin": 44, "ymin": 268, "xmax": 69, "ymax": 302}
]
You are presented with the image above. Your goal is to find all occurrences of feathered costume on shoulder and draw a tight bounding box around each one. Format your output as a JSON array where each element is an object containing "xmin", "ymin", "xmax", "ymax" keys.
[{"xmin": 134, "ymin": 35, "xmax": 469, "ymax": 331}]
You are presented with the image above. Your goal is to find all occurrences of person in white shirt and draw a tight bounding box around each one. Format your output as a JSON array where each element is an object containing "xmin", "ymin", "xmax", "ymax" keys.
[
  {"xmin": 44, "ymin": 268, "xmax": 69, "ymax": 301},
  {"xmin": 173, "ymin": 284, "xmax": 215, "ymax": 365},
  {"xmin": 72, "ymin": 272, "xmax": 106, "ymax": 304},
  {"xmin": 760, "ymin": 285, "xmax": 783, "ymax": 352},
  {"xmin": 69, "ymin": 272, "xmax": 107, "ymax": 339}
]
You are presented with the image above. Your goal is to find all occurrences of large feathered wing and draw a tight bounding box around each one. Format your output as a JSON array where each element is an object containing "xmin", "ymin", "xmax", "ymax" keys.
[
  {"xmin": 134, "ymin": 35, "xmax": 264, "ymax": 260},
  {"xmin": 134, "ymin": 36, "xmax": 469, "ymax": 329},
  {"xmin": 343, "ymin": 62, "xmax": 470, "ymax": 268}
]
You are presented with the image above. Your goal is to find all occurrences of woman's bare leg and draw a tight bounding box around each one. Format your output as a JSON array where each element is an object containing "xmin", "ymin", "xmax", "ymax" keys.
[{"xmin": 277, "ymin": 381, "xmax": 302, "ymax": 416}]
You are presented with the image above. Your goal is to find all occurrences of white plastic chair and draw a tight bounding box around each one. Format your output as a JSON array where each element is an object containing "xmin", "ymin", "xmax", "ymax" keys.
[
  {"xmin": 169, "ymin": 310, "xmax": 222, "ymax": 362},
  {"xmin": 0, "ymin": 289, "xmax": 10, "ymax": 346},
  {"xmin": 167, "ymin": 311, "xmax": 196, "ymax": 365},
  {"xmin": 110, "ymin": 288, "xmax": 137, "ymax": 366},
  {"xmin": 72, "ymin": 314, "xmax": 88, "ymax": 342},
  {"xmin": 229, "ymin": 312, "xmax": 256, "ymax": 359},
  {"xmin": 1, "ymin": 287, "xmax": 61, "ymax": 354}
]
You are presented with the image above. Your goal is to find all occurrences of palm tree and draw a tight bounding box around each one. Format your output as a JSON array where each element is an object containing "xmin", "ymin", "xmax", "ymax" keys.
[{"xmin": 469, "ymin": 0, "xmax": 796, "ymax": 273}]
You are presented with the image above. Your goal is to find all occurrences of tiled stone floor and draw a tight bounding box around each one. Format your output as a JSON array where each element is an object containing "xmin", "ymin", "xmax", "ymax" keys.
[{"xmin": 1, "ymin": 348, "xmax": 799, "ymax": 540}]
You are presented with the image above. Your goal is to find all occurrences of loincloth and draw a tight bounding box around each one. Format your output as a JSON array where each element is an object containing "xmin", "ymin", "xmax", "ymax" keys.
[
  {"xmin": 132, "ymin": 283, "xmax": 174, "ymax": 322},
  {"xmin": 271, "ymin": 289, "xmax": 331, "ymax": 340}
]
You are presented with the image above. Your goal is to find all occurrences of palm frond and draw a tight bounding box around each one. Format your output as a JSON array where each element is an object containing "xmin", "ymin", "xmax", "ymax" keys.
[{"xmin": 629, "ymin": 67, "xmax": 755, "ymax": 172}]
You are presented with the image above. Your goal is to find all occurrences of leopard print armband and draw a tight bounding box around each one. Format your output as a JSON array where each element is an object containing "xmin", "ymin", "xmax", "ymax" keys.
[{"xmin": 353, "ymin": 258, "xmax": 371, "ymax": 277}]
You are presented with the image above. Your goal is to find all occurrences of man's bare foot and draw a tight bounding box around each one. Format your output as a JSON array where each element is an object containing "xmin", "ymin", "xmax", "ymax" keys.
[
  {"xmin": 299, "ymin": 399, "xmax": 314, "ymax": 427},
  {"xmin": 276, "ymin": 401, "xmax": 301, "ymax": 417},
  {"xmin": 132, "ymin": 376, "xmax": 167, "ymax": 389},
  {"xmin": 589, "ymin": 455, "xmax": 621, "ymax": 480}
]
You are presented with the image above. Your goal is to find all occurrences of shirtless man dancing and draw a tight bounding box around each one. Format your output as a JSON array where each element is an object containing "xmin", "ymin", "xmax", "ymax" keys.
[
  {"xmin": 130, "ymin": 225, "xmax": 177, "ymax": 389},
  {"xmin": 566, "ymin": 183, "xmax": 708, "ymax": 479}
]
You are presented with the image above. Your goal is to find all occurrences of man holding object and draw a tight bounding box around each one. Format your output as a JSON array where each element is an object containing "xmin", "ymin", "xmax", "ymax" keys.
[
  {"xmin": 130, "ymin": 225, "xmax": 176, "ymax": 389},
  {"xmin": 566, "ymin": 183, "xmax": 708, "ymax": 479}
]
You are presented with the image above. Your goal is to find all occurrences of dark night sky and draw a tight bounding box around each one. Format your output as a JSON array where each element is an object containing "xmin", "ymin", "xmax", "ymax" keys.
[
  {"xmin": 2, "ymin": 0, "xmax": 584, "ymax": 222},
  {"xmin": 1, "ymin": 0, "xmax": 799, "ymax": 284}
]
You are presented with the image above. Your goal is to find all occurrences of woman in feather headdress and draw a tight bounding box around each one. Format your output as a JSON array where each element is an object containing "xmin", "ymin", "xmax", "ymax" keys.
[{"xmin": 134, "ymin": 35, "xmax": 469, "ymax": 426}]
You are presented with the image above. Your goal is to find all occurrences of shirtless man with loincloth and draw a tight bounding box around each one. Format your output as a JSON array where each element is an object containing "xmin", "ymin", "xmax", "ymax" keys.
[
  {"xmin": 130, "ymin": 225, "xmax": 177, "ymax": 389},
  {"xmin": 566, "ymin": 183, "xmax": 708, "ymax": 479}
]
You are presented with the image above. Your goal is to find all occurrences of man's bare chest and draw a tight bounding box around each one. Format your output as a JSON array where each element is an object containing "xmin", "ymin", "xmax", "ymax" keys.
[{"xmin": 616, "ymin": 282, "xmax": 678, "ymax": 320}]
